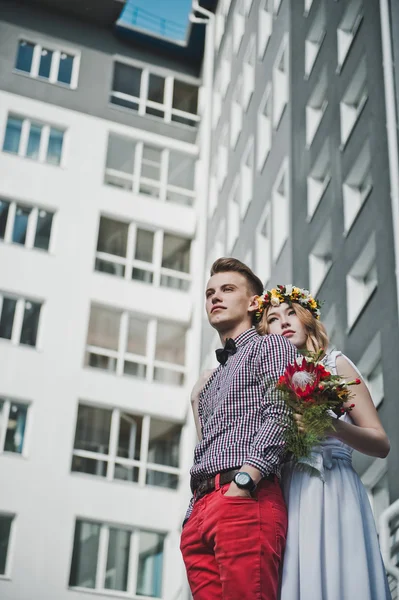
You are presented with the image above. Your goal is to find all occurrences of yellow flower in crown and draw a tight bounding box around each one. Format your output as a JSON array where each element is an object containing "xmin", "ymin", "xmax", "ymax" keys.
[{"xmin": 255, "ymin": 284, "xmax": 322, "ymax": 321}]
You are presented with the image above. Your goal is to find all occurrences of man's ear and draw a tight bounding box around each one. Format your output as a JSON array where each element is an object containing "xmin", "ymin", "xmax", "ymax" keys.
[{"xmin": 248, "ymin": 295, "xmax": 260, "ymax": 315}]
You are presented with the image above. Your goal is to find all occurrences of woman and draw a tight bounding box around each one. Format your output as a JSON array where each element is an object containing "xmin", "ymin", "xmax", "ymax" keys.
[{"xmin": 256, "ymin": 285, "xmax": 391, "ymax": 600}]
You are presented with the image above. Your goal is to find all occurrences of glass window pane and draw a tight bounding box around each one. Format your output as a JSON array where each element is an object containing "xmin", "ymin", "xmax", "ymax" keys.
[
  {"xmin": 136, "ymin": 531, "xmax": 165, "ymax": 598},
  {"xmin": 0, "ymin": 199, "xmax": 10, "ymax": 240},
  {"xmin": 172, "ymin": 80, "xmax": 198, "ymax": 114},
  {"xmin": 148, "ymin": 419, "xmax": 181, "ymax": 468},
  {"xmin": 38, "ymin": 47, "xmax": 53, "ymax": 79},
  {"xmin": 26, "ymin": 123, "xmax": 42, "ymax": 159},
  {"xmin": 0, "ymin": 515, "xmax": 12, "ymax": 575},
  {"xmin": 112, "ymin": 62, "xmax": 141, "ymax": 98},
  {"xmin": 105, "ymin": 528, "xmax": 130, "ymax": 591},
  {"xmin": 87, "ymin": 352, "xmax": 117, "ymax": 373},
  {"xmin": 20, "ymin": 301, "xmax": 41, "ymax": 347},
  {"xmin": 106, "ymin": 135, "xmax": 136, "ymax": 174},
  {"xmin": 46, "ymin": 128, "xmax": 64, "ymax": 165},
  {"xmin": 135, "ymin": 229, "xmax": 154, "ymax": 263},
  {"xmin": 132, "ymin": 268, "xmax": 153, "ymax": 284},
  {"xmin": 141, "ymin": 145, "xmax": 162, "ymax": 182},
  {"xmin": 57, "ymin": 53, "xmax": 74, "ymax": 85},
  {"xmin": 87, "ymin": 305, "xmax": 121, "ymax": 351},
  {"xmin": 71, "ymin": 455, "xmax": 107, "ymax": 477},
  {"xmin": 127, "ymin": 315, "xmax": 148, "ymax": 355},
  {"xmin": 95, "ymin": 258, "xmax": 125, "ymax": 278},
  {"xmin": 162, "ymin": 234, "xmax": 190, "ymax": 273},
  {"xmin": 168, "ymin": 152, "xmax": 195, "ymax": 190},
  {"xmin": 117, "ymin": 412, "xmax": 142, "ymax": 460},
  {"xmin": 147, "ymin": 73, "xmax": 165, "ymax": 104},
  {"xmin": 154, "ymin": 367, "xmax": 184, "ymax": 387},
  {"xmin": 114, "ymin": 463, "xmax": 139, "ymax": 482},
  {"xmin": 155, "ymin": 322, "xmax": 186, "ymax": 366},
  {"xmin": 12, "ymin": 205, "xmax": 31, "ymax": 245},
  {"xmin": 146, "ymin": 470, "xmax": 179, "ymax": 490},
  {"xmin": 97, "ymin": 217, "xmax": 128, "ymax": 258},
  {"xmin": 69, "ymin": 520, "xmax": 100, "ymax": 588},
  {"xmin": 15, "ymin": 40, "xmax": 34, "ymax": 73},
  {"xmin": 4, "ymin": 402, "xmax": 28, "ymax": 454},
  {"xmin": 3, "ymin": 117, "xmax": 22, "ymax": 154},
  {"xmin": 74, "ymin": 405, "xmax": 112, "ymax": 455},
  {"xmin": 34, "ymin": 209, "xmax": 53, "ymax": 251},
  {"xmin": 0, "ymin": 298, "xmax": 17, "ymax": 341}
]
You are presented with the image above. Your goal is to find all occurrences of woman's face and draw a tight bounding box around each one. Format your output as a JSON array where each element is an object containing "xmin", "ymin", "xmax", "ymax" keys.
[{"xmin": 266, "ymin": 302, "xmax": 307, "ymax": 349}]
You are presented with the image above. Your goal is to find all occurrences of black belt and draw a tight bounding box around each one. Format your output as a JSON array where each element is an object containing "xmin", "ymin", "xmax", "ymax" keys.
[{"xmin": 191, "ymin": 469, "xmax": 275, "ymax": 502}]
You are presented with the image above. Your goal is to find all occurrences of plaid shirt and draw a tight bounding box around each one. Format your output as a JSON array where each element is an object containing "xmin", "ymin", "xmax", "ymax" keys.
[{"xmin": 185, "ymin": 329, "xmax": 298, "ymax": 520}]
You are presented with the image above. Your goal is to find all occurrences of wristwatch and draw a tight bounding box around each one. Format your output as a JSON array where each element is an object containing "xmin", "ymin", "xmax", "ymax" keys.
[{"xmin": 233, "ymin": 471, "xmax": 257, "ymax": 492}]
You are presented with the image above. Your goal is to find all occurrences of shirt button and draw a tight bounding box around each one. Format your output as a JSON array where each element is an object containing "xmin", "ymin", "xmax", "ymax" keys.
[{"xmin": 217, "ymin": 387, "xmax": 220, "ymax": 390}]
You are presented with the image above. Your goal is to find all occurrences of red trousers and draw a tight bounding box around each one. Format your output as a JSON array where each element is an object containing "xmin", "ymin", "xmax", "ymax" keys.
[{"xmin": 180, "ymin": 476, "xmax": 287, "ymax": 600}]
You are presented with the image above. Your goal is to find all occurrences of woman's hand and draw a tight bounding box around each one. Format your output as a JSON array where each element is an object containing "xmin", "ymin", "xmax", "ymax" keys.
[
  {"xmin": 293, "ymin": 411, "xmax": 306, "ymax": 434},
  {"xmin": 191, "ymin": 369, "xmax": 216, "ymax": 405}
]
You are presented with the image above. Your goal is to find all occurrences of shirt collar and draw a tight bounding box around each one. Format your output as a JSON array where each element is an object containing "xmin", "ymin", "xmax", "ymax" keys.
[{"xmin": 233, "ymin": 327, "xmax": 258, "ymax": 348}]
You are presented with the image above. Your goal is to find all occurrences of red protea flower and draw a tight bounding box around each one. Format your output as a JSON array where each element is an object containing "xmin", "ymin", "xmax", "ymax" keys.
[{"xmin": 279, "ymin": 359, "xmax": 322, "ymax": 399}]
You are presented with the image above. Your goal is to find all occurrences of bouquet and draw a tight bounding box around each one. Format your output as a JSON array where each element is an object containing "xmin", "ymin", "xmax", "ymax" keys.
[{"xmin": 277, "ymin": 352, "xmax": 360, "ymax": 460}]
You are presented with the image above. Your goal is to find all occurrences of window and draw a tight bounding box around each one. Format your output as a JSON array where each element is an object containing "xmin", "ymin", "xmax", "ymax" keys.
[
  {"xmin": 342, "ymin": 141, "xmax": 372, "ymax": 232},
  {"xmin": 207, "ymin": 218, "xmax": 226, "ymax": 269},
  {"xmin": 307, "ymin": 140, "xmax": 331, "ymax": 219},
  {"xmin": 0, "ymin": 198, "xmax": 54, "ymax": 251},
  {"xmin": 340, "ymin": 58, "xmax": 368, "ymax": 147},
  {"xmin": 346, "ymin": 235, "xmax": 377, "ymax": 328},
  {"xmin": 104, "ymin": 134, "xmax": 196, "ymax": 207},
  {"xmin": 304, "ymin": 0, "xmax": 314, "ymax": 16},
  {"xmin": 110, "ymin": 61, "xmax": 199, "ymax": 127},
  {"xmin": 95, "ymin": 216, "xmax": 191, "ymax": 291},
  {"xmin": 69, "ymin": 520, "xmax": 165, "ymax": 598},
  {"xmin": 0, "ymin": 515, "xmax": 14, "ymax": 576},
  {"xmin": 256, "ymin": 204, "xmax": 271, "ymax": 285},
  {"xmin": 273, "ymin": 37, "xmax": 289, "ymax": 128},
  {"xmin": 0, "ymin": 399, "xmax": 29, "ymax": 455},
  {"xmin": 337, "ymin": 0, "xmax": 363, "ymax": 71},
  {"xmin": 357, "ymin": 333, "xmax": 384, "ymax": 408},
  {"xmin": 272, "ymin": 159, "xmax": 289, "ymax": 261},
  {"xmin": 242, "ymin": 36, "xmax": 255, "ymax": 111},
  {"xmin": 257, "ymin": 83, "xmax": 272, "ymax": 171},
  {"xmin": 309, "ymin": 221, "xmax": 332, "ymax": 295},
  {"xmin": 306, "ymin": 67, "xmax": 328, "ymax": 147},
  {"xmin": 274, "ymin": 0, "xmax": 282, "ymax": 14},
  {"xmin": 0, "ymin": 294, "xmax": 42, "ymax": 348},
  {"xmin": 15, "ymin": 39, "xmax": 79, "ymax": 88},
  {"xmin": 305, "ymin": 3, "xmax": 326, "ymax": 79},
  {"xmin": 230, "ymin": 75, "xmax": 243, "ymax": 148},
  {"xmin": 227, "ymin": 178, "xmax": 240, "ymax": 252},
  {"xmin": 72, "ymin": 404, "xmax": 182, "ymax": 489},
  {"xmin": 323, "ymin": 304, "xmax": 339, "ymax": 351},
  {"xmin": 2, "ymin": 115, "xmax": 64, "ymax": 166},
  {"xmin": 217, "ymin": 126, "xmax": 229, "ymax": 190},
  {"xmin": 240, "ymin": 139, "xmax": 254, "ymax": 217},
  {"xmin": 86, "ymin": 305, "xmax": 187, "ymax": 386},
  {"xmin": 258, "ymin": 1, "xmax": 273, "ymax": 59},
  {"xmin": 220, "ymin": 36, "xmax": 232, "ymax": 98}
]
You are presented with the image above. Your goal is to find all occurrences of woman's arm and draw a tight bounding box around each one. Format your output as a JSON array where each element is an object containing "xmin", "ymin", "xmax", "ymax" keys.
[
  {"xmin": 190, "ymin": 369, "xmax": 215, "ymax": 441},
  {"xmin": 295, "ymin": 355, "xmax": 390, "ymax": 457}
]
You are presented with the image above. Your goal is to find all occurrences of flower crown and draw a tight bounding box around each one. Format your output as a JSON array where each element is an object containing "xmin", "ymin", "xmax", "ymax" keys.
[{"xmin": 255, "ymin": 284, "xmax": 322, "ymax": 321}]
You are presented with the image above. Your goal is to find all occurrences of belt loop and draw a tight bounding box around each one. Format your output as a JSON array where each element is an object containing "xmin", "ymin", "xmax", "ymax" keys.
[{"xmin": 215, "ymin": 473, "xmax": 221, "ymax": 491}]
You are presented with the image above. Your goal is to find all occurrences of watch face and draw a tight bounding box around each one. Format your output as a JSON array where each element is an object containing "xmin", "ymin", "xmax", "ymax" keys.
[{"xmin": 235, "ymin": 472, "xmax": 251, "ymax": 487}]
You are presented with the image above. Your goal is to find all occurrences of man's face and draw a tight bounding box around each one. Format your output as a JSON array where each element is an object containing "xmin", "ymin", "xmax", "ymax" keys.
[{"xmin": 205, "ymin": 271, "xmax": 256, "ymax": 331}]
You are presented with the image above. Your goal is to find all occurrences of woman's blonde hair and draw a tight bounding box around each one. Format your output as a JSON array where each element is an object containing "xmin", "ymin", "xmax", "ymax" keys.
[{"xmin": 257, "ymin": 302, "xmax": 329, "ymax": 355}]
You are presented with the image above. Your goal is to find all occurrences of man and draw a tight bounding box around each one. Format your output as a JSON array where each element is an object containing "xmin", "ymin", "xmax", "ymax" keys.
[{"xmin": 180, "ymin": 257, "xmax": 298, "ymax": 600}]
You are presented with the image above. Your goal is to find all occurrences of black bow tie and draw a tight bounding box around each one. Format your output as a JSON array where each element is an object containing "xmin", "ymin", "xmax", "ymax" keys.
[{"xmin": 215, "ymin": 338, "xmax": 237, "ymax": 365}]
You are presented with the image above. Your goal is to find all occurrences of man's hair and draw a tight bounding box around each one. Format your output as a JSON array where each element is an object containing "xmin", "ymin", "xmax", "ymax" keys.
[{"xmin": 210, "ymin": 257, "xmax": 264, "ymax": 297}]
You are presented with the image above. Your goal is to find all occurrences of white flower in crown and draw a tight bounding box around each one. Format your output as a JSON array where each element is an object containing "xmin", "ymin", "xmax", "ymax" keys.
[
  {"xmin": 299, "ymin": 297, "xmax": 308, "ymax": 305},
  {"xmin": 285, "ymin": 284, "xmax": 293, "ymax": 295},
  {"xmin": 271, "ymin": 295, "xmax": 280, "ymax": 307}
]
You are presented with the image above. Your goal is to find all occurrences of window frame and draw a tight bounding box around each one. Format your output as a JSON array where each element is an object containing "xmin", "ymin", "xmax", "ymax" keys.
[
  {"xmin": 110, "ymin": 57, "xmax": 200, "ymax": 128},
  {"xmin": 0, "ymin": 293, "xmax": 43, "ymax": 349},
  {"xmin": 0, "ymin": 513, "xmax": 16, "ymax": 579},
  {"xmin": 14, "ymin": 37, "xmax": 81, "ymax": 89},
  {"xmin": 0, "ymin": 398, "xmax": 30, "ymax": 457},
  {"xmin": 0, "ymin": 197, "xmax": 55, "ymax": 253},
  {"xmin": 85, "ymin": 304, "xmax": 187, "ymax": 386},
  {"xmin": 71, "ymin": 403, "xmax": 182, "ymax": 488}
]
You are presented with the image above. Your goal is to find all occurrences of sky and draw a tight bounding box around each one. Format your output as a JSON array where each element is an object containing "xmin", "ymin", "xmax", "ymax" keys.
[{"xmin": 121, "ymin": 0, "xmax": 194, "ymax": 40}]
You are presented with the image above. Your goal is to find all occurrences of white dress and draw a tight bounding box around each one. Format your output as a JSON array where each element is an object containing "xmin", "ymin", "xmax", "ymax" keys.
[{"xmin": 279, "ymin": 351, "xmax": 391, "ymax": 600}]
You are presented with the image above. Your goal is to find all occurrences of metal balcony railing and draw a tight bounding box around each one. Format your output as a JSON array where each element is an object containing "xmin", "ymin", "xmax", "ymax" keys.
[
  {"xmin": 379, "ymin": 499, "xmax": 399, "ymax": 599},
  {"xmin": 117, "ymin": 1, "xmax": 188, "ymax": 42}
]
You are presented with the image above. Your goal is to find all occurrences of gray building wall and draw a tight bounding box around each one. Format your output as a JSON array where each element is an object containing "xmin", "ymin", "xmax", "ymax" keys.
[
  {"xmin": 0, "ymin": 0, "xmax": 199, "ymax": 144},
  {"xmin": 289, "ymin": 0, "xmax": 399, "ymax": 499}
]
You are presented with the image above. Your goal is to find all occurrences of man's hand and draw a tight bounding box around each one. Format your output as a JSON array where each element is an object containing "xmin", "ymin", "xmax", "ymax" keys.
[
  {"xmin": 190, "ymin": 369, "xmax": 216, "ymax": 405},
  {"xmin": 224, "ymin": 481, "xmax": 252, "ymax": 497}
]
